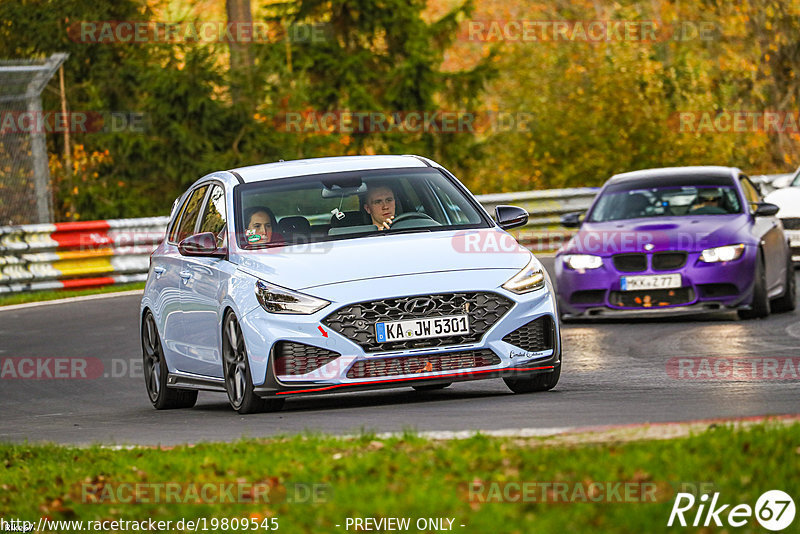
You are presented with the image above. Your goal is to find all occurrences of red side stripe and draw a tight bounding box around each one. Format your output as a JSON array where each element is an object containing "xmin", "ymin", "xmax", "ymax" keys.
[{"xmin": 276, "ymin": 366, "xmax": 556, "ymax": 395}]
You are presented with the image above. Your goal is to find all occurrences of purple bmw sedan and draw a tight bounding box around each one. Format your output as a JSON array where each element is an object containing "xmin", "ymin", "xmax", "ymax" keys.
[{"xmin": 555, "ymin": 166, "xmax": 796, "ymax": 319}]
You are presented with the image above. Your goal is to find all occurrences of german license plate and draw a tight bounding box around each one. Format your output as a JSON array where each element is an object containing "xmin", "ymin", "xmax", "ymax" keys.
[
  {"xmin": 375, "ymin": 315, "xmax": 470, "ymax": 342},
  {"xmin": 620, "ymin": 274, "xmax": 681, "ymax": 291}
]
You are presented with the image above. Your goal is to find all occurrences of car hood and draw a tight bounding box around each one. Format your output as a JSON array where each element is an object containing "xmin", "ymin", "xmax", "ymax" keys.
[
  {"xmin": 765, "ymin": 187, "xmax": 800, "ymax": 218},
  {"xmin": 559, "ymin": 215, "xmax": 751, "ymax": 255},
  {"xmin": 232, "ymin": 228, "xmax": 532, "ymax": 290}
]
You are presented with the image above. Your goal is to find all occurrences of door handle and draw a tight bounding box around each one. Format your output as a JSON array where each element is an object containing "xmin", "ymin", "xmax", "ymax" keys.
[
  {"xmin": 153, "ymin": 266, "xmax": 166, "ymax": 276},
  {"xmin": 179, "ymin": 271, "xmax": 192, "ymax": 283}
]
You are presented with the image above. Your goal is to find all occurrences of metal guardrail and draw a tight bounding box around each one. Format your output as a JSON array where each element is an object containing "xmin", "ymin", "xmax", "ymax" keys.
[
  {"xmin": 477, "ymin": 187, "xmax": 598, "ymax": 251},
  {"xmin": 4, "ymin": 176, "xmax": 793, "ymax": 295},
  {"xmin": 0, "ymin": 218, "xmax": 167, "ymax": 293}
]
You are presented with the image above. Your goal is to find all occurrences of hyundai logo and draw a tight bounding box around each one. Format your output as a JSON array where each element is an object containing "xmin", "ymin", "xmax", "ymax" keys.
[{"xmin": 403, "ymin": 297, "xmax": 437, "ymax": 315}]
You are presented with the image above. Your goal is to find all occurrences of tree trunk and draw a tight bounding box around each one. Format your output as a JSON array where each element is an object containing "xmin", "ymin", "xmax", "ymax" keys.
[{"xmin": 226, "ymin": 0, "xmax": 254, "ymax": 104}]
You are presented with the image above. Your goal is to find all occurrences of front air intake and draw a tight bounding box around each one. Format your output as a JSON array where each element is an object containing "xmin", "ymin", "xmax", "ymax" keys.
[
  {"xmin": 273, "ymin": 341, "xmax": 341, "ymax": 375},
  {"xmin": 346, "ymin": 349, "xmax": 500, "ymax": 379},
  {"xmin": 502, "ymin": 316, "xmax": 554, "ymax": 352}
]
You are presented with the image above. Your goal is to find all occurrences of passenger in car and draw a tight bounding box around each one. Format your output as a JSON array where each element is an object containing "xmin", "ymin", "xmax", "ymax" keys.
[{"xmin": 244, "ymin": 206, "xmax": 278, "ymax": 244}]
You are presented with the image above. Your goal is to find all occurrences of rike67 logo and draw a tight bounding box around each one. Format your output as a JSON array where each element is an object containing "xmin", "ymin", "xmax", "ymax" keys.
[{"xmin": 668, "ymin": 490, "xmax": 796, "ymax": 531}]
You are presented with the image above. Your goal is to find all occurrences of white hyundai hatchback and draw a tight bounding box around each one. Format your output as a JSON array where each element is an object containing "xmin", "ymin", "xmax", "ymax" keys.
[{"xmin": 140, "ymin": 155, "xmax": 561, "ymax": 413}]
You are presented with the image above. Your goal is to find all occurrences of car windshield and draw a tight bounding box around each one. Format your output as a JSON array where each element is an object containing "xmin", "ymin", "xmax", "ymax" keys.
[
  {"xmin": 793, "ymin": 170, "xmax": 800, "ymax": 187},
  {"xmin": 588, "ymin": 184, "xmax": 742, "ymax": 222},
  {"xmin": 235, "ymin": 168, "xmax": 489, "ymax": 248}
]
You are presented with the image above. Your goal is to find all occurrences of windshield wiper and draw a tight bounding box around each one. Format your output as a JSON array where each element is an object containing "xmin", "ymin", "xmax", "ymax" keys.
[{"xmin": 366, "ymin": 228, "xmax": 433, "ymax": 237}]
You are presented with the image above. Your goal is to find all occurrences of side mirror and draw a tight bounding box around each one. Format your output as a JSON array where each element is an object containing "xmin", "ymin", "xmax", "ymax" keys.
[
  {"xmin": 560, "ymin": 212, "xmax": 584, "ymax": 228},
  {"xmin": 178, "ymin": 232, "xmax": 227, "ymax": 258},
  {"xmin": 754, "ymin": 202, "xmax": 780, "ymax": 217},
  {"xmin": 495, "ymin": 205, "xmax": 529, "ymax": 230}
]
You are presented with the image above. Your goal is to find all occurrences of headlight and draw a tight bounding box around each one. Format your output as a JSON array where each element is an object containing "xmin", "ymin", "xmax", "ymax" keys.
[
  {"xmin": 502, "ymin": 255, "xmax": 546, "ymax": 294},
  {"xmin": 700, "ymin": 244, "xmax": 745, "ymax": 263},
  {"xmin": 563, "ymin": 254, "xmax": 603, "ymax": 271},
  {"xmin": 255, "ymin": 280, "xmax": 330, "ymax": 314}
]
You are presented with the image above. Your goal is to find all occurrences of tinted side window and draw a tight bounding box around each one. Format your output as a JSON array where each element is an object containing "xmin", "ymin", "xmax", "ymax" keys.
[
  {"xmin": 174, "ymin": 186, "xmax": 209, "ymax": 243},
  {"xmin": 198, "ymin": 185, "xmax": 227, "ymax": 247},
  {"xmin": 426, "ymin": 179, "xmax": 475, "ymax": 224},
  {"xmin": 168, "ymin": 197, "xmax": 189, "ymax": 243},
  {"xmin": 739, "ymin": 176, "xmax": 761, "ymax": 211}
]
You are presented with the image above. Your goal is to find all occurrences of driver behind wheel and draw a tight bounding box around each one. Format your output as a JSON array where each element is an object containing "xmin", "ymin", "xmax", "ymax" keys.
[{"xmin": 363, "ymin": 184, "xmax": 397, "ymax": 230}]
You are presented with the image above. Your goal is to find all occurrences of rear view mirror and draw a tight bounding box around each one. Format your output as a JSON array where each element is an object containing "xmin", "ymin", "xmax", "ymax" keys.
[
  {"xmin": 321, "ymin": 177, "xmax": 367, "ymax": 198},
  {"xmin": 754, "ymin": 203, "xmax": 780, "ymax": 217},
  {"xmin": 178, "ymin": 232, "xmax": 227, "ymax": 258},
  {"xmin": 560, "ymin": 212, "xmax": 584, "ymax": 228},
  {"xmin": 495, "ymin": 205, "xmax": 529, "ymax": 230}
]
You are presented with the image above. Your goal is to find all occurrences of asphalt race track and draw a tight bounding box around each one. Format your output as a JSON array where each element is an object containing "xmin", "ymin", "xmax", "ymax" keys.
[{"xmin": 1, "ymin": 259, "xmax": 798, "ymax": 446}]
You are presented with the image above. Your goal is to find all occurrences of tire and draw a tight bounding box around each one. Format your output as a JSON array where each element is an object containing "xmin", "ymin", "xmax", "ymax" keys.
[
  {"xmin": 738, "ymin": 249, "xmax": 770, "ymax": 320},
  {"xmin": 222, "ymin": 312, "xmax": 285, "ymax": 414},
  {"xmin": 412, "ymin": 383, "xmax": 452, "ymax": 391},
  {"xmin": 503, "ymin": 363, "xmax": 561, "ymax": 394},
  {"xmin": 556, "ymin": 296, "xmax": 568, "ymax": 321},
  {"xmin": 142, "ymin": 311, "xmax": 198, "ymax": 409},
  {"xmin": 771, "ymin": 251, "xmax": 797, "ymax": 313}
]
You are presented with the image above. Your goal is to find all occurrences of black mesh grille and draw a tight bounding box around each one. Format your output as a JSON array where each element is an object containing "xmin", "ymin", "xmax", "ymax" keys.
[
  {"xmin": 502, "ymin": 316, "xmax": 554, "ymax": 352},
  {"xmin": 274, "ymin": 342, "xmax": 341, "ymax": 375},
  {"xmin": 697, "ymin": 283, "xmax": 739, "ymax": 298},
  {"xmin": 322, "ymin": 292, "xmax": 514, "ymax": 352},
  {"xmin": 346, "ymin": 349, "xmax": 500, "ymax": 379},
  {"xmin": 652, "ymin": 252, "xmax": 687, "ymax": 271},
  {"xmin": 613, "ymin": 254, "xmax": 647, "ymax": 272},
  {"xmin": 609, "ymin": 288, "xmax": 695, "ymax": 308},
  {"xmin": 569, "ymin": 289, "xmax": 607, "ymax": 305},
  {"xmin": 782, "ymin": 218, "xmax": 800, "ymax": 230}
]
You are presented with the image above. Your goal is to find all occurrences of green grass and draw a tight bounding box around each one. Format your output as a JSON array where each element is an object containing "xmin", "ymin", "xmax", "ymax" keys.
[
  {"xmin": 1, "ymin": 423, "xmax": 798, "ymax": 533},
  {"xmin": 0, "ymin": 282, "xmax": 145, "ymax": 307}
]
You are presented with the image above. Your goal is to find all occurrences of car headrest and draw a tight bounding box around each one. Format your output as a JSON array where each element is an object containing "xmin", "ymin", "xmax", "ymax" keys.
[
  {"xmin": 625, "ymin": 193, "xmax": 650, "ymax": 211},
  {"xmin": 277, "ymin": 216, "xmax": 311, "ymax": 240}
]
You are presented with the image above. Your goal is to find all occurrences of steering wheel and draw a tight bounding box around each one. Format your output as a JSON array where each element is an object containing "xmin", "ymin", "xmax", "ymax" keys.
[{"xmin": 391, "ymin": 212, "xmax": 435, "ymax": 224}]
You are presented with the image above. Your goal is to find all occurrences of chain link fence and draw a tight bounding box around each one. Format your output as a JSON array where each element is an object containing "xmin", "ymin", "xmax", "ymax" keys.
[{"xmin": 0, "ymin": 53, "xmax": 67, "ymax": 226}]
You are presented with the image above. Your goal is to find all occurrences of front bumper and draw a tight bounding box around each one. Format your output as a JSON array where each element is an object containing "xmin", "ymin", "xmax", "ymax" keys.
[
  {"xmin": 253, "ymin": 363, "xmax": 560, "ymax": 397},
  {"xmin": 560, "ymin": 301, "xmax": 742, "ymax": 319},
  {"xmin": 237, "ymin": 270, "xmax": 561, "ymax": 397},
  {"xmin": 555, "ymin": 247, "xmax": 756, "ymax": 318}
]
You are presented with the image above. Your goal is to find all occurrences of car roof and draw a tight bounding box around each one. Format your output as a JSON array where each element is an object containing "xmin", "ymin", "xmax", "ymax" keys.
[
  {"xmin": 608, "ymin": 166, "xmax": 740, "ymax": 184},
  {"xmin": 228, "ymin": 155, "xmax": 435, "ymax": 183}
]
